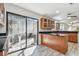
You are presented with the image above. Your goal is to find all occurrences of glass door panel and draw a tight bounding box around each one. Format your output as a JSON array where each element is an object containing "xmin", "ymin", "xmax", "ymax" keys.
[
  {"xmin": 27, "ymin": 18, "xmax": 38, "ymax": 47},
  {"xmin": 8, "ymin": 13, "xmax": 26, "ymax": 53},
  {"xmin": 33, "ymin": 20, "xmax": 38, "ymax": 45},
  {"xmin": 27, "ymin": 18, "xmax": 34, "ymax": 47}
]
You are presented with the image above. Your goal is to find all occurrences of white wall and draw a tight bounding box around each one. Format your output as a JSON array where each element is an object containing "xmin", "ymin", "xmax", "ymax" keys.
[
  {"xmin": 4, "ymin": 3, "xmax": 40, "ymax": 19},
  {"xmin": 0, "ymin": 4, "xmax": 6, "ymax": 33},
  {"xmin": 0, "ymin": 3, "xmax": 40, "ymax": 34}
]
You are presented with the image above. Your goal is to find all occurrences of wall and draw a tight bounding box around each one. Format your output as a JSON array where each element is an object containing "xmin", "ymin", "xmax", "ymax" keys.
[
  {"xmin": 59, "ymin": 23, "xmax": 69, "ymax": 31},
  {"xmin": 0, "ymin": 3, "xmax": 6, "ymax": 33},
  {"xmin": 0, "ymin": 3, "xmax": 41, "ymax": 35},
  {"xmin": 4, "ymin": 3, "xmax": 40, "ymax": 19}
]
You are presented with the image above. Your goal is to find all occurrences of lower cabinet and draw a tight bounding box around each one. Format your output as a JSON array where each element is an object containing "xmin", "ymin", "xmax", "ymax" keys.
[
  {"xmin": 68, "ymin": 33, "xmax": 78, "ymax": 43},
  {"xmin": 0, "ymin": 51, "xmax": 7, "ymax": 56},
  {"xmin": 0, "ymin": 51, "xmax": 3, "ymax": 56},
  {"xmin": 41, "ymin": 34, "xmax": 68, "ymax": 54}
]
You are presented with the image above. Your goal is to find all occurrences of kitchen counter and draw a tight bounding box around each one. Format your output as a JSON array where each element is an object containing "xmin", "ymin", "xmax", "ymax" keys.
[
  {"xmin": 39, "ymin": 31, "xmax": 78, "ymax": 43},
  {"xmin": 39, "ymin": 31, "xmax": 78, "ymax": 33},
  {"xmin": 40, "ymin": 34, "xmax": 68, "ymax": 54},
  {"xmin": 39, "ymin": 31, "xmax": 78, "ymax": 54}
]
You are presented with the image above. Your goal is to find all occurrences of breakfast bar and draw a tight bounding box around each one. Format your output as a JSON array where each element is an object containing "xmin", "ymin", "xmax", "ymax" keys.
[{"xmin": 39, "ymin": 31, "xmax": 78, "ymax": 54}]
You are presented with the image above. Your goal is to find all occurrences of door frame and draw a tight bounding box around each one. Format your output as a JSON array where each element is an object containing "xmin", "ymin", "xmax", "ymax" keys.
[
  {"xmin": 6, "ymin": 11, "xmax": 39, "ymax": 54},
  {"xmin": 26, "ymin": 17, "xmax": 39, "ymax": 45}
]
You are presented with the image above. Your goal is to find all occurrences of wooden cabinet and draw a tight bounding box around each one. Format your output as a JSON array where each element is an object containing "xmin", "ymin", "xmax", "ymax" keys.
[
  {"xmin": 68, "ymin": 33, "xmax": 78, "ymax": 43},
  {"xmin": 51, "ymin": 21, "xmax": 55, "ymax": 28},
  {"xmin": 40, "ymin": 17, "xmax": 55, "ymax": 30},
  {"xmin": 0, "ymin": 51, "xmax": 3, "ymax": 56},
  {"xmin": 0, "ymin": 50, "xmax": 7, "ymax": 56},
  {"xmin": 40, "ymin": 34, "xmax": 68, "ymax": 54}
]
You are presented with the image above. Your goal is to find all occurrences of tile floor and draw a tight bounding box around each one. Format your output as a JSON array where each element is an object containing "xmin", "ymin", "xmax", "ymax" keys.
[
  {"xmin": 8, "ymin": 42, "xmax": 79, "ymax": 56},
  {"xmin": 8, "ymin": 46, "xmax": 36, "ymax": 56},
  {"xmin": 31, "ymin": 42, "xmax": 79, "ymax": 56}
]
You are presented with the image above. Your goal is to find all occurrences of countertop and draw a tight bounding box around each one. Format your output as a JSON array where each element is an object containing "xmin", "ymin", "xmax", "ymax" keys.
[{"xmin": 39, "ymin": 31, "xmax": 78, "ymax": 33}]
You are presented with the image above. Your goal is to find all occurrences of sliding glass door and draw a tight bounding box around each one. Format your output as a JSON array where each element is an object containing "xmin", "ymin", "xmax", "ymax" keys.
[
  {"xmin": 33, "ymin": 20, "xmax": 38, "ymax": 45},
  {"xmin": 7, "ymin": 12, "xmax": 38, "ymax": 54},
  {"xmin": 27, "ymin": 17, "xmax": 38, "ymax": 47},
  {"xmin": 7, "ymin": 13, "xmax": 26, "ymax": 53}
]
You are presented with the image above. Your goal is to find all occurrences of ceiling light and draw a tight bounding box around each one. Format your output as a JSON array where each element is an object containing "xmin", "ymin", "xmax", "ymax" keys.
[
  {"xmin": 56, "ymin": 10, "xmax": 60, "ymax": 14},
  {"xmin": 53, "ymin": 15, "xmax": 66, "ymax": 20},
  {"xmin": 67, "ymin": 17, "xmax": 71, "ymax": 19}
]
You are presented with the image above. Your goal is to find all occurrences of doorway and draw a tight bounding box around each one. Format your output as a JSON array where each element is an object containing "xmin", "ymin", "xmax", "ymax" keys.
[
  {"xmin": 6, "ymin": 12, "xmax": 38, "ymax": 55},
  {"xmin": 27, "ymin": 17, "xmax": 38, "ymax": 48}
]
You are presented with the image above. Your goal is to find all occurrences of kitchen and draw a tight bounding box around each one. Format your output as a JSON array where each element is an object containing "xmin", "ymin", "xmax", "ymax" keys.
[{"xmin": 0, "ymin": 3, "xmax": 79, "ymax": 56}]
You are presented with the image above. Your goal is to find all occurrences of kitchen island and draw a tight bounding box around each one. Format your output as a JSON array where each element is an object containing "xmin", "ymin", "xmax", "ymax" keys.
[
  {"xmin": 39, "ymin": 31, "xmax": 78, "ymax": 43},
  {"xmin": 39, "ymin": 31, "xmax": 78, "ymax": 54}
]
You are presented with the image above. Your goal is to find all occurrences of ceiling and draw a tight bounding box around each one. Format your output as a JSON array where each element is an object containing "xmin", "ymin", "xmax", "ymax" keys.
[{"xmin": 13, "ymin": 3, "xmax": 79, "ymax": 24}]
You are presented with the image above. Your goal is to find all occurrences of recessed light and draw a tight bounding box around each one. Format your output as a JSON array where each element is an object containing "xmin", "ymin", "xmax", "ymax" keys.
[{"xmin": 56, "ymin": 10, "xmax": 60, "ymax": 14}]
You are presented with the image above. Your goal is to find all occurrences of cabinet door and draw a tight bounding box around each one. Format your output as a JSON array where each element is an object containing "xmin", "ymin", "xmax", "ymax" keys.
[
  {"xmin": 41, "ymin": 34, "xmax": 68, "ymax": 54},
  {"xmin": 48, "ymin": 20, "xmax": 51, "ymax": 29},
  {"xmin": 40, "ymin": 18, "xmax": 55, "ymax": 30},
  {"xmin": 51, "ymin": 21, "xmax": 55, "ymax": 28},
  {"xmin": 68, "ymin": 33, "xmax": 77, "ymax": 43},
  {"xmin": 0, "ymin": 51, "xmax": 7, "ymax": 56},
  {"xmin": 40, "ymin": 18, "xmax": 48, "ymax": 29},
  {"xmin": 0, "ymin": 51, "xmax": 3, "ymax": 56}
]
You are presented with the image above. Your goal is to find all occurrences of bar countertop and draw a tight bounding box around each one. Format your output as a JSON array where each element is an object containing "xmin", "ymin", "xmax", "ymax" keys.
[{"xmin": 39, "ymin": 31, "xmax": 78, "ymax": 33}]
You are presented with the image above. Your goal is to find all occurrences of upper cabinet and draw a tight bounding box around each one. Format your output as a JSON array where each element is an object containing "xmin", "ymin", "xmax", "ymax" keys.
[{"xmin": 40, "ymin": 17, "xmax": 55, "ymax": 30}]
